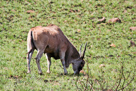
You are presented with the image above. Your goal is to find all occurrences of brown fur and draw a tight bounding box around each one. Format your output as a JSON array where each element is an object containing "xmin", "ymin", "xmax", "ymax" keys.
[{"xmin": 30, "ymin": 25, "xmax": 79, "ymax": 67}]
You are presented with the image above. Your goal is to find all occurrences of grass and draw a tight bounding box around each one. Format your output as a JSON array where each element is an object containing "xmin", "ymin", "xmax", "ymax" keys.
[{"xmin": 0, "ymin": 0, "xmax": 136, "ymax": 90}]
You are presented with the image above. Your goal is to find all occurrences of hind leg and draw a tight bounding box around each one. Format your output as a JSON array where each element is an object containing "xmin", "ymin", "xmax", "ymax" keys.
[
  {"xmin": 27, "ymin": 49, "xmax": 34, "ymax": 73},
  {"xmin": 35, "ymin": 50, "xmax": 44, "ymax": 75}
]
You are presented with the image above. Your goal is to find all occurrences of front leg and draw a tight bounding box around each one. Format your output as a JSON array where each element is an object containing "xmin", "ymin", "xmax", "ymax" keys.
[
  {"xmin": 45, "ymin": 54, "xmax": 51, "ymax": 73},
  {"xmin": 60, "ymin": 51, "xmax": 68, "ymax": 75},
  {"xmin": 61, "ymin": 59, "xmax": 68, "ymax": 75}
]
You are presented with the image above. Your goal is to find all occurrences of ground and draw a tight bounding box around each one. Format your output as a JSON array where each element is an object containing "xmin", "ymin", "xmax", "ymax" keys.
[{"xmin": 0, "ymin": 0, "xmax": 136, "ymax": 90}]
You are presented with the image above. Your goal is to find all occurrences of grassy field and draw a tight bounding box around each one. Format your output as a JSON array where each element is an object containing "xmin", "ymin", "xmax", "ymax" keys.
[{"xmin": 0, "ymin": 0, "xmax": 136, "ymax": 90}]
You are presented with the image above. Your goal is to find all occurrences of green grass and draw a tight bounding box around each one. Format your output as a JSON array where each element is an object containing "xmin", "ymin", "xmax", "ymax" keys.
[{"xmin": 0, "ymin": 0, "xmax": 136, "ymax": 90}]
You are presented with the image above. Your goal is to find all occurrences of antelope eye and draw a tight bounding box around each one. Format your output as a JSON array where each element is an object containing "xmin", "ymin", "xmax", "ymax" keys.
[{"xmin": 78, "ymin": 66, "xmax": 82, "ymax": 71}]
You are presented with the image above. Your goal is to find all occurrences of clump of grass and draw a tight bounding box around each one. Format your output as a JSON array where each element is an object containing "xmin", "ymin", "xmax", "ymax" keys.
[{"xmin": 76, "ymin": 61, "xmax": 136, "ymax": 91}]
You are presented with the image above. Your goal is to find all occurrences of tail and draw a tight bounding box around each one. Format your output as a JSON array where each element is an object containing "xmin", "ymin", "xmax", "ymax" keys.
[
  {"xmin": 30, "ymin": 31, "xmax": 35, "ymax": 49},
  {"xmin": 27, "ymin": 30, "xmax": 36, "ymax": 58}
]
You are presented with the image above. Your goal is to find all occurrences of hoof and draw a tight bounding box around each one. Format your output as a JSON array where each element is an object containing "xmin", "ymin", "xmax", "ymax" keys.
[
  {"xmin": 27, "ymin": 71, "xmax": 31, "ymax": 74},
  {"xmin": 64, "ymin": 73, "xmax": 68, "ymax": 75},
  {"xmin": 39, "ymin": 72, "xmax": 43, "ymax": 75},
  {"xmin": 46, "ymin": 71, "xmax": 50, "ymax": 74}
]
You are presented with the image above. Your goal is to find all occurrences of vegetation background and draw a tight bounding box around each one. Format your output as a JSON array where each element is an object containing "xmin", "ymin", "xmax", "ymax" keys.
[{"xmin": 0, "ymin": 0, "xmax": 136, "ymax": 90}]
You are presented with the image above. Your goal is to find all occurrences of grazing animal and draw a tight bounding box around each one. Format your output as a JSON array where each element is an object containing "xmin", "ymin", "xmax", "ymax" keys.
[{"xmin": 27, "ymin": 24, "xmax": 87, "ymax": 75}]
